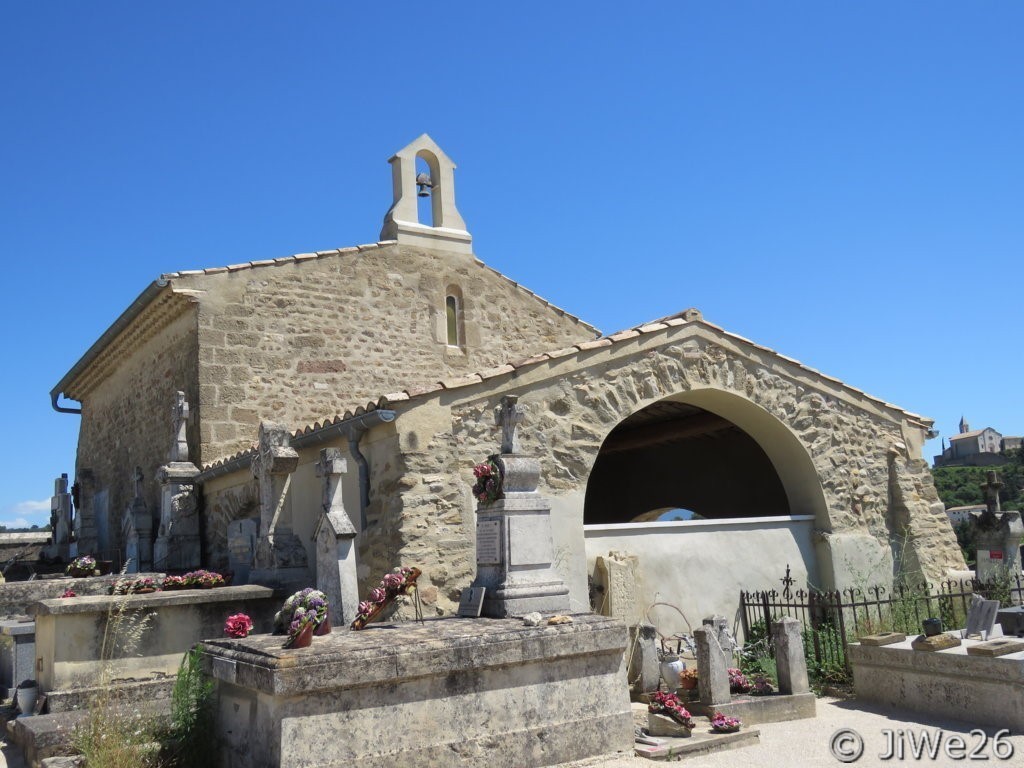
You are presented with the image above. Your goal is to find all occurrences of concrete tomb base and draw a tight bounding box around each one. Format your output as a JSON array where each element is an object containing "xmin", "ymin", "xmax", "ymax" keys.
[
  {"xmin": 199, "ymin": 613, "xmax": 634, "ymax": 768},
  {"xmin": 849, "ymin": 635, "xmax": 1024, "ymax": 731},
  {"xmin": 689, "ymin": 692, "xmax": 817, "ymax": 725}
]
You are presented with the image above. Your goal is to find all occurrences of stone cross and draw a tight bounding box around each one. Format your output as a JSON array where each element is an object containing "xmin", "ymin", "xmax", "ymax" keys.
[
  {"xmin": 132, "ymin": 466, "xmax": 144, "ymax": 500},
  {"xmin": 314, "ymin": 448, "xmax": 359, "ymax": 625},
  {"xmin": 316, "ymin": 448, "xmax": 351, "ymax": 526},
  {"xmin": 496, "ymin": 395, "xmax": 525, "ymax": 455},
  {"xmin": 249, "ymin": 421, "xmax": 308, "ymax": 589},
  {"xmin": 252, "ymin": 422, "xmax": 300, "ymax": 536},
  {"xmin": 170, "ymin": 391, "xmax": 190, "ymax": 462},
  {"xmin": 982, "ymin": 470, "xmax": 1003, "ymax": 517}
]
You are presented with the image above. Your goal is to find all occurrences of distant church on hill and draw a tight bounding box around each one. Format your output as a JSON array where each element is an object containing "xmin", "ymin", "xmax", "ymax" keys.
[{"xmin": 933, "ymin": 416, "xmax": 1022, "ymax": 468}]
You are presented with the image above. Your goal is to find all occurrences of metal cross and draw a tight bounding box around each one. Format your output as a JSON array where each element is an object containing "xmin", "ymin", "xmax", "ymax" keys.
[{"xmin": 781, "ymin": 564, "xmax": 795, "ymax": 600}]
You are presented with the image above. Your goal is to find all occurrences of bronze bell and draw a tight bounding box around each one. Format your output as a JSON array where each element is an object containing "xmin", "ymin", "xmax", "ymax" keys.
[{"xmin": 416, "ymin": 172, "xmax": 433, "ymax": 197}]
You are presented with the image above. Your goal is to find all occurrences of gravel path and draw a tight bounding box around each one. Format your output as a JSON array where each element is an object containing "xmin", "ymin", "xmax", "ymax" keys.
[{"xmin": 558, "ymin": 697, "xmax": 1024, "ymax": 768}]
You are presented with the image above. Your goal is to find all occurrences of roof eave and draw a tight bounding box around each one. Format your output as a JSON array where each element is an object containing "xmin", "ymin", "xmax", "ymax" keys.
[{"xmin": 50, "ymin": 278, "xmax": 171, "ymax": 410}]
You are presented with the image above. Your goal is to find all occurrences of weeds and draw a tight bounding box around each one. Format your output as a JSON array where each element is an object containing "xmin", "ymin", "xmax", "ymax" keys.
[{"xmin": 71, "ymin": 568, "xmax": 161, "ymax": 768}]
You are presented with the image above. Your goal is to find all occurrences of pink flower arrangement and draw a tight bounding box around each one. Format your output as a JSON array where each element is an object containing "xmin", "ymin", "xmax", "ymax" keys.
[
  {"xmin": 728, "ymin": 668, "xmax": 751, "ymax": 693},
  {"xmin": 224, "ymin": 613, "xmax": 253, "ymax": 638},
  {"xmin": 711, "ymin": 712, "xmax": 742, "ymax": 732},
  {"xmin": 648, "ymin": 691, "xmax": 694, "ymax": 728},
  {"xmin": 471, "ymin": 457, "xmax": 502, "ymax": 504},
  {"xmin": 60, "ymin": 589, "xmax": 76, "ymax": 598},
  {"xmin": 351, "ymin": 566, "xmax": 421, "ymax": 630}
]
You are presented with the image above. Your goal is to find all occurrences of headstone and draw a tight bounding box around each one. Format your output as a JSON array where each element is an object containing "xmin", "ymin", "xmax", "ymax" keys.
[
  {"xmin": 43, "ymin": 474, "xmax": 73, "ymax": 562},
  {"xmin": 249, "ymin": 422, "xmax": 309, "ymax": 589},
  {"xmin": 593, "ymin": 551, "xmax": 642, "ymax": 626},
  {"xmin": 964, "ymin": 594, "xmax": 1000, "ymax": 639},
  {"xmin": 154, "ymin": 392, "xmax": 201, "ymax": 570},
  {"xmin": 627, "ymin": 624, "xmax": 662, "ymax": 697},
  {"xmin": 123, "ymin": 466, "xmax": 152, "ymax": 572},
  {"xmin": 313, "ymin": 448, "xmax": 359, "ymax": 626},
  {"xmin": 227, "ymin": 519, "xmax": 258, "ymax": 585},
  {"xmin": 702, "ymin": 615, "xmax": 736, "ymax": 658},
  {"xmin": 693, "ymin": 625, "xmax": 730, "ymax": 705},
  {"xmin": 470, "ymin": 395, "xmax": 570, "ymax": 617},
  {"xmin": 771, "ymin": 617, "xmax": 810, "ymax": 695},
  {"xmin": 971, "ymin": 472, "xmax": 1023, "ymax": 594}
]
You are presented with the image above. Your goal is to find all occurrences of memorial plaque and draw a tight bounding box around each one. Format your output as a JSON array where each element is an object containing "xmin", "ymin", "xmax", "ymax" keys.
[
  {"xmin": 458, "ymin": 587, "xmax": 486, "ymax": 617},
  {"xmin": 859, "ymin": 632, "xmax": 906, "ymax": 647},
  {"xmin": 966, "ymin": 638, "xmax": 1024, "ymax": 657},
  {"xmin": 476, "ymin": 518, "xmax": 502, "ymax": 565}
]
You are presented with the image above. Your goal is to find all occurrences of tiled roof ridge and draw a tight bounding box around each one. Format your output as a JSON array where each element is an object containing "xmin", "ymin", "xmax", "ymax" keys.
[
  {"xmin": 201, "ymin": 307, "xmax": 930, "ymax": 471},
  {"xmin": 160, "ymin": 241, "xmax": 398, "ymax": 280},
  {"xmin": 160, "ymin": 241, "xmax": 598, "ymax": 335}
]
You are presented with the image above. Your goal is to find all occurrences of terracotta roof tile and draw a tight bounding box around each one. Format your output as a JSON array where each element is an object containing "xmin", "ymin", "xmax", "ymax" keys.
[
  {"xmin": 479, "ymin": 364, "xmax": 516, "ymax": 380},
  {"xmin": 577, "ymin": 338, "xmax": 614, "ymax": 351},
  {"xmin": 608, "ymin": 329, "xmax": 641, "ymax": 342}
]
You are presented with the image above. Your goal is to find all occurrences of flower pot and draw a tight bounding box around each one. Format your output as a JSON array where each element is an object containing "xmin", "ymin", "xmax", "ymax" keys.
[
  {"xmin": 679, "ymin": 677, "xmax": 698, "ymax": 691},
  {"xmin": 314, "ymin": 614, "xmax": 332, "ymax": 636},
  {"xmin": 284, "ymin": 622, "xmax": 315, "ymax": 649},
  {"xmin": 16, "ymin": 685, "xmax": 38, "ymax": 715},
  {"xmin": 660, "ymin": 658, "xmax": 685, "ymax": 690}
]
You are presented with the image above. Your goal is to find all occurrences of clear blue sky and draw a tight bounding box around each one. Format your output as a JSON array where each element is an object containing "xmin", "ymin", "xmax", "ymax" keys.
[{"xmin": 2, "ymin": 3, "xmax": 1021, "ymax": 527}]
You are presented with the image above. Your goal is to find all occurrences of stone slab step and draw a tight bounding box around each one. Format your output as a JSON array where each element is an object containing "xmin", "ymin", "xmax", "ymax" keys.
[{"xmin": 634, "ymin": 727, "xmax": 760, "ymax": 761}]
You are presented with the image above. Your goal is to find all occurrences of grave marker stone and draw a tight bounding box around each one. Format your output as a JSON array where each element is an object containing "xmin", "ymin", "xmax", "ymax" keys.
[
  {"xmin": 694, "ymin": 625, "xmax": 730, "ymax": 705},
  {"xmin": 43, "ymin": 474, "xmax": 73, "ymax": 562},
  {"xmin": 771, "ymin": 617, "xmax": 810, "ymax": 695},
  {"xmin": 964, "ymin": 594, "xmax": 1000, "ymax": 639},
  {"xmin": 250, "ymin": 422, "xmax": 309, "ymax": 589},
  {"xmin": 313, "ymin": 448, "xmax": 358, "ymax": 626},
  {"xmin": 469, "ymin": 395, "xmax": 570, "ymax": 617},
  {"xmin": 154, "ymin": 392, "xmax": 200, "ymax": 570}
]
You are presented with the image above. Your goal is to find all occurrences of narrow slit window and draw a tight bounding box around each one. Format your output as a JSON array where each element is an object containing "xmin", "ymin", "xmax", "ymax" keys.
[{"xmin": 446, "ymin": 295, "xmax": 459, "ymax": 346}]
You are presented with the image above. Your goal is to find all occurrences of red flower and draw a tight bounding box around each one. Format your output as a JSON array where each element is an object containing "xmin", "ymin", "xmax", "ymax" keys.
[
  {"xmin": 60, "ymin": 589, "xmax": 76, "ymax": 598},
  {"xmin": 224, "ymin": 613, "xmax": 253, "ymax": 638}
]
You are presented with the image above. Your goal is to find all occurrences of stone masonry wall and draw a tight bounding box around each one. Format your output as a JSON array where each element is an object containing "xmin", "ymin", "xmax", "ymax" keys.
[
  {"xmin": 75, "ymin": 309, "xmax": 200, "ymax": 561},
  {"xmin": 377, "ymin": 326, "xmax": 966, "ymax": 615},
  {"xmin": 173, "ymin": 242, "xmax": 596, "ymax": 465}
]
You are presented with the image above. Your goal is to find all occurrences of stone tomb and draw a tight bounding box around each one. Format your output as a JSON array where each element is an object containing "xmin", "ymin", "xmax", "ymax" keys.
[
  {"xmin": 849, "ymin": 635, "xmax": 1024, "ymax": 731},
  {"xmin": 200, "ymin": 614, "xmax": 633, "ymax": 768}
]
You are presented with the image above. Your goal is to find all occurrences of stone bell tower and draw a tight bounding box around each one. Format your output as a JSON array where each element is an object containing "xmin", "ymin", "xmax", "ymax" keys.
[{"xmin": 379, "ymin": 133, "xmax": 472, "ymax": 253}]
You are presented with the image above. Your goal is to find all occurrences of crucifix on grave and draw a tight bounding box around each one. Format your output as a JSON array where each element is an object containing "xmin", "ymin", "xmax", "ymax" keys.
[
  {"xmin": 970, "ymin": 471, "xmax": 1024, "ymax": 589},
  {"xmin": 469, "ymin": 395, "xmax": 570, "ymax": 617},
  {"xmin": 154, "ymin": 391, "xmax": 200, "ymax": 571},
  {"xmin": 250, "ymin": 421, "xmax": 309, "ymax": 589},
  {"xmin": 314, "ymin": 448, "xmax": 359, "ymax": 626}
]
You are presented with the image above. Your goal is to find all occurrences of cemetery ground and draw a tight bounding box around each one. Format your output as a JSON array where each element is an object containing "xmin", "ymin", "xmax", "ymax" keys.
[{"xmin": 2, "ymin": 696, "xmax": 1022, "ymax": 767}]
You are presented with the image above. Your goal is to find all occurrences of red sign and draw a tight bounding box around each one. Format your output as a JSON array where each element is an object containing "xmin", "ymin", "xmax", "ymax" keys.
[{"xmin": 990, "ymin": 550, "xmax": 1004, "ymax": 560}]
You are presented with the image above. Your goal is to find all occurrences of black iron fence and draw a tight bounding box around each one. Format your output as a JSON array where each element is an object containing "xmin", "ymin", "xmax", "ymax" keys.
[{"xmin": 739, "ymin": 574, "xmax": 1024, "ymax": 681}]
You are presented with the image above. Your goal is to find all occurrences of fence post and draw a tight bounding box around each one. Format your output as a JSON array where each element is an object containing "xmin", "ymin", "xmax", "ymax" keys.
[{"xmin": 835, "ymin": 589, "xmax": 850, "ymax": 674}]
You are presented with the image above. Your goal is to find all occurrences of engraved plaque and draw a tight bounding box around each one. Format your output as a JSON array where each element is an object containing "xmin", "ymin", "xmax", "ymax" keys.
[
  {"xmin": 457, "ymin": 587, "xmax": 486, "ymax": 617},
  {"xmin": 476, "ymin": 518, "xmax": 502, "ymax": 565}
]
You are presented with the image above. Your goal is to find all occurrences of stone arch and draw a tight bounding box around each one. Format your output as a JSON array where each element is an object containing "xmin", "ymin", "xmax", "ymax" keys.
[{"xmin": 582, "ymin": 386, "xmax": 830, "ymax": 531}]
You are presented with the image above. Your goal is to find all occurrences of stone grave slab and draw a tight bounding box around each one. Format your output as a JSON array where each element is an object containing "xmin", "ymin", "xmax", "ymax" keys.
[
  {"xmin": 858, "ymin": 631, "xmax": 906, "ymax": 646},
  {"xmin": 910, "ymin": 633, "xmax": 962, "ymax": 652},
  {"xmin": 965, "ymin": 638, "xmax": 1024, "ymax": 657}
]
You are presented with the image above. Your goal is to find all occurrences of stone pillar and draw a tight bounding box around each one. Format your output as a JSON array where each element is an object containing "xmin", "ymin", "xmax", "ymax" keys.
[
  {"xmin": 314, "ymin": 448, "xmax": 359, "ymax": 626},
  {"xmin": 471, "ymin": 396, "xmax": 570, "ymax": 617},
  {"xmin": 43, "ymin": 474, "xmax": 73, "ymax": 562},
  {"xmin": 771, "ymin": 617, "xmax": 810, "ymax": 695},
  {"xmin": 154, "ymin": 392, "xmax": 201, "ymax": 571},
  {"xmin": 250, "ymin": 422, "xmax": 309, "ymax": 589},
  {"xmin": 694, "ymin": 625, "xmax": 731, "ymax": 706}
]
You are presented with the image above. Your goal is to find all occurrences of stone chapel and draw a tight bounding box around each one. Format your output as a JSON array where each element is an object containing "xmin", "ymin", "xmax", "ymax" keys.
[{"xmin": 50, "ymin": 134, "xmax": 967, "ymax": 630}]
